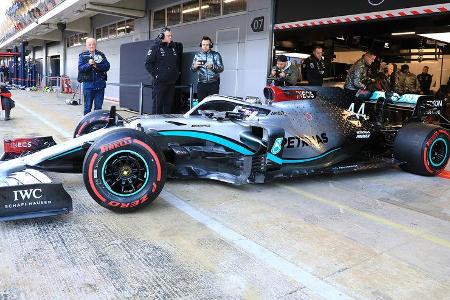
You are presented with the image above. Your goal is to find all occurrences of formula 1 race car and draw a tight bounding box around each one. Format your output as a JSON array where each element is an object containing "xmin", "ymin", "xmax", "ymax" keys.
[{"xmin": 1, "ymin": 86, "xmax": 449, "ymax": 220}]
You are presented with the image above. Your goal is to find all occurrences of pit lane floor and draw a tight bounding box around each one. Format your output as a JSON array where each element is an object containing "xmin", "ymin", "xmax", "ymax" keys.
[{"xmin": 1, "ymin": 90, "xmax": 450, "ymax": 299}]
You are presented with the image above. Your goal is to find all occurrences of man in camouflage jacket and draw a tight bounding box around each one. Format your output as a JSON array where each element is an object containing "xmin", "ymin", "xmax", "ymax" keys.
[
  {"xmin": 344, "ymin": 51, "xmax": 377, "ymax": 93},
  {"xmin": 396, "ymin": 64, "xmax": 420, "ymax": 94}
]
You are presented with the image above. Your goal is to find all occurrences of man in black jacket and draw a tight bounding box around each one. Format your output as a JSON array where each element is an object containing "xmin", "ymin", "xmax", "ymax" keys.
[
  {"xmin": 145, "ymin": 27, "xmax": 180, "ymax": 114},
  {"xmin": 417, "ymin": 66, "xmax": 432, "ymax": 95},
  {"xmin": 302, "ymin": 45, "xmax": 325, "ymax": 86}
]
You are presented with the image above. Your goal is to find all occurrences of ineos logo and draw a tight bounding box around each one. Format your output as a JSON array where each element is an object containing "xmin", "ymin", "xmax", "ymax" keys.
[
  {"xmin": 368, "ymin": 0, "xmax": 385, "ymax": 5},
  {"xmin": 12, "ymin": 142, "xmax": 32, "ymax": 148},
  {"xmin": 13, "ymin": 189, "xmax": 43, "ymax": 201}
]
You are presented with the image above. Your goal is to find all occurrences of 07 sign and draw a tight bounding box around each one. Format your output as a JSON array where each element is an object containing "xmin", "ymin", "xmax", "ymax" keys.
[{"xmin": 251, "ymin": 16, "xmax": 264, "ymax": 32}]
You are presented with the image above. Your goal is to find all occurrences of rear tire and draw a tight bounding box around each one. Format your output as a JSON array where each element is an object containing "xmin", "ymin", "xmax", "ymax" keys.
[
  {"xmin": 82, "ymin": 128, "xmax": 166, "ymax": 212},
  {"xmin": 74, "ymin": 110, "xmax": 123, "ymax": 138},
  {"xmin": 394, "ymin": 123, "xmax": 450, "ymax": 176}
]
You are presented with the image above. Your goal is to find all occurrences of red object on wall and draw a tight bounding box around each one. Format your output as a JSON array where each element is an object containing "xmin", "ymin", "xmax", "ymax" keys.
[{"xmin": 0, "ymin": 52, "xmax": 20, "ymax": 57}]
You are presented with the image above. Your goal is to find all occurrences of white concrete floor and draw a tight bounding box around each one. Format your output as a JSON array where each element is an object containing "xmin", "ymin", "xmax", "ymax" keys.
[{"xmin": 1, "ymin": 90, "xmax": 450, "ymax": 299}]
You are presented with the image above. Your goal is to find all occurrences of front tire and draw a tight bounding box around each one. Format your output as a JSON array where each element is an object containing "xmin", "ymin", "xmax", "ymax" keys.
[
  {"xmin": 83, "ymin": 128, "xmax": 166, "ymax": 212},
  {"xmin": 394, "ymin": 123, "xmax": 450, "ymax": 176}
]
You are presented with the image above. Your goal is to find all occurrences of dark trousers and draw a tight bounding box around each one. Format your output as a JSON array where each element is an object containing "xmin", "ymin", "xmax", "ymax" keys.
[
  {"xmin": 197, "ymin": 81, "xmax": 220, "ymax": 101},
  {"xmin": 1, "ymin": 97, "xmax": 12, "ymax": 120},
  {"xmin": 344, "ymin": 88, "xmax": 358, "ymax": 99},
  {"xmin": 152, "ymin": 83, "xmax": 175, "ymax": 114},
  {"xmin": 83, "ymin": 88, "xmax": 105, "ymax": 115}
]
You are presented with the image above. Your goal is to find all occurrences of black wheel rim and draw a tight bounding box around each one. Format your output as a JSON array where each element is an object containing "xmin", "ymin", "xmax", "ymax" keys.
[
  {"xmin": 429, "ymin": 138, "xmax": 448, "ymax": 168},
  {"xmin": 101, "ymin": 150, "xmax": 149, "ymax": 197}
]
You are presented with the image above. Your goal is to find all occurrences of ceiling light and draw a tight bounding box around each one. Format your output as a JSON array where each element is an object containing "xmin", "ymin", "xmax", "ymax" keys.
[
  {"xmin": 391, "ymin": 31, "xmax": 416, "ymax": 36},
  {"xmin": 182, "ymin": 5, "xmax": 209, "ymax": 14},
  {"xmin": 418, "ymin": 32, "xmax": 450, "ymax": 44},
  {"xmin": 276, "ymin": 51, "xmax": 309, "ymax": 59}
]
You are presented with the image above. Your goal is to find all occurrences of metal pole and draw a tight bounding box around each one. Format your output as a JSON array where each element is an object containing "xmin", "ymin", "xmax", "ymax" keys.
[
  {"xmin": 79, "ymin": 83, "xmax": 83, "ymax": 105},
  {"xmin": 56, "ymin": 76, "xmax": 61, "ymax": 97},
  {"xmin": 439, "ymin": 45, "xmax": 444, "ymax": 87},
  {"xmin": 139, "ymin": 82, "xmax": 144, "ymax": 115},
  {"xmin": 189, "ymin": 84, "xmax": 193, "ymax": 109}
]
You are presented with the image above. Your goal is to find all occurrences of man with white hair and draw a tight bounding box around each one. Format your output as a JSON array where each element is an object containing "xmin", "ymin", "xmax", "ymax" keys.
[{"xmin": 78, "ymin": 37, "xmax": 110, "ymax": 115}]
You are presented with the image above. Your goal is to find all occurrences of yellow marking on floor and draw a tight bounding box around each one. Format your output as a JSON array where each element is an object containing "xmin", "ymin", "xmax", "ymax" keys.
[{"xmin": 280, "ymin": 184, "xmax": 450, "ymax": 249}]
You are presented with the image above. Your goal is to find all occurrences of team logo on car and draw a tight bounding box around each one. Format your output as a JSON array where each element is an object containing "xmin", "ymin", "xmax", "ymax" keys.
[
  {"xmin": 93, "ymin": 54, "xmax": 103, "ymax": 63},
  {"xmin": 271, "ymin": 138, "xmax": 284, "ymax": 155}
]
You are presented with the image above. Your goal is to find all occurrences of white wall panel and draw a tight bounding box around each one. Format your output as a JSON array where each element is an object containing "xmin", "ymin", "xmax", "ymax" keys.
[
  {"xmin": 34, "ymin": 47, "xmax": 44, "ymax": 59},
  {"xmin": 97, "ymin": 36, "xmax": 134, "ymax": 100},
  {"xmin": 47, "ymin": 43, "xmax": 61, "ymax": 56}
]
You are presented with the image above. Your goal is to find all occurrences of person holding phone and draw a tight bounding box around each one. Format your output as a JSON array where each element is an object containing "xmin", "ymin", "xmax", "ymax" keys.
[
  {"xmin": 191, "ymin": 36, "xmax": 224, "ymax": 101},
  {"xmin": 77, "ymin": 38, "xmax": 110, "ymax": 115},
  {"xmin": 269, "ymin": 55, "xmax": 298, "ymax": 87}
]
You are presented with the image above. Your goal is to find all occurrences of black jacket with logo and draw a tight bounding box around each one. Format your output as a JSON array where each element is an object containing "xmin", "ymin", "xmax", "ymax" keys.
[
  {"xmin": 302, "ymin": 55, "xmax": 325, "ymax": 86},
  {"xmin": 145, "ymin": 41, "xmax": 180, "ymax": 84},
  {"xmin": 417, "ymin": 73, "xmax": 432, "ymax": 94}
]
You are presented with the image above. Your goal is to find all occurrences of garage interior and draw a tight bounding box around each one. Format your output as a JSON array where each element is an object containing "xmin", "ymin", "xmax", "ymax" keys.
[{"xmin": 274, "ymin": 13, "xmax": 450, "ymax": 92}]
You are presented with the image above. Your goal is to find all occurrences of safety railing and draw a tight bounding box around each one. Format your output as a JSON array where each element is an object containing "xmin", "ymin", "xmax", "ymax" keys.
[
  {"xmin": 38, "ymin": 76, "xmax": 81, "ymax": 101},
  {"xmin": 25, "ymin": 78, "xmax": 194, "ymax": 115},
  {"xmin": 41, "ymin": 75, "xmax": 62, "ymax": 96}
]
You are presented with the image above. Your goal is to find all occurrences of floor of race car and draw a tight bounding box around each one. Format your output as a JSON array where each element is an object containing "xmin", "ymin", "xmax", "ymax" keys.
[{"xmin": 1, "ymin": 90, "xmax": 450, "ymax": 299}]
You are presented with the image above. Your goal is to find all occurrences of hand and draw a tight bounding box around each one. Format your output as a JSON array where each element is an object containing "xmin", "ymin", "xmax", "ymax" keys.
[
  {"xmin": 279, "ymin": 72, "xmax": 286, "ymax": 78},
  {"xmin": 271, "ymin": 70, "xmax": 277, "ymax": 77},
  {"xmin": 88, "ymin": 59, "xmax": 95, "ymax": 65},
  {"xmin": 194, "ymin": 62, "xmax": 201, "ymax": 69},
  {"xmin": 206, "ymin": 63, "xmax": 213, "ymax": 69}
]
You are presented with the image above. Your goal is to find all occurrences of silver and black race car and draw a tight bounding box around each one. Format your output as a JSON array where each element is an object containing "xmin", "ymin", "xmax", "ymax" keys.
[{"xmin": 1, "ymin": 86, "xmax": 449, "ymax": 220}]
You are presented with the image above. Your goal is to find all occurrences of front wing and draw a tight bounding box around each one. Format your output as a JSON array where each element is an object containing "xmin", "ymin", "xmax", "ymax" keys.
[{"xmin": 0, "ymin": 169, "xmax": 72, "ymax": 221}]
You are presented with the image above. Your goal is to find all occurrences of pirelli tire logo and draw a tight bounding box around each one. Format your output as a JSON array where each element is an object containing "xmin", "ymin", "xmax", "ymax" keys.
[{"xmin": 100, "ymin": 137, "xmax": 132, "ymax": 153}]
